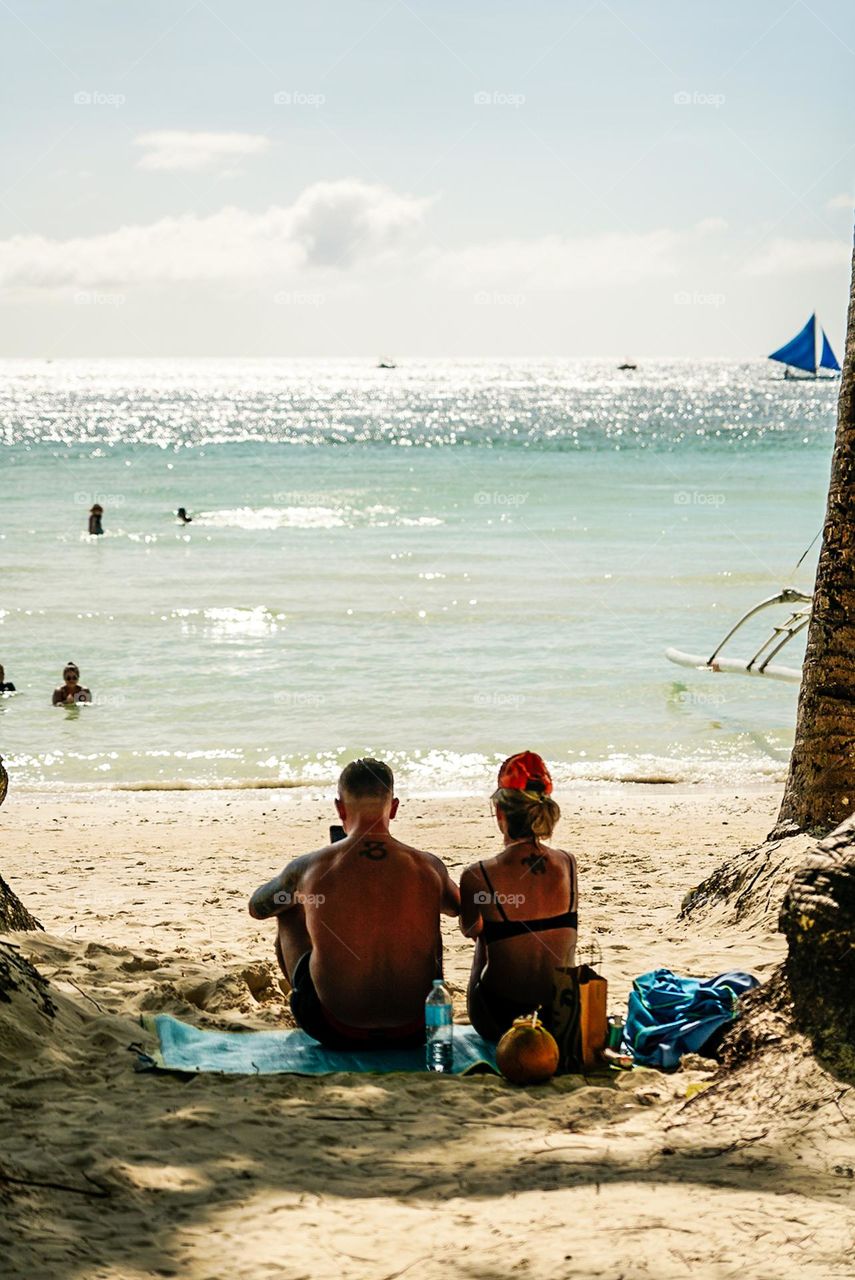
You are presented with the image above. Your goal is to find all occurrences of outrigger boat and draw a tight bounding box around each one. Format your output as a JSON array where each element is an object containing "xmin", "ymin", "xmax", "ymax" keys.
[{"xmin": 666, "ymin": 587, "xmax": 812, "ymax": 684}]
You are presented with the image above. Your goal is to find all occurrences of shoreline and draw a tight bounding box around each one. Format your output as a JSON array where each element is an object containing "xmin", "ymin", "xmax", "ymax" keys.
[{"xmin": 7, "ymin": 777, "xmax": 784, "ymax": 797}]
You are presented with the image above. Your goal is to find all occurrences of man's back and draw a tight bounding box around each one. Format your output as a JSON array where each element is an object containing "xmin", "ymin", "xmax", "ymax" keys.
[
  {"xmin": 250, "ymin": 757, "xmax": 460, "ymax": 1044},
  {"xmin": 300, "ymin": 832, "xmax": 450, "ymax": 1026}
]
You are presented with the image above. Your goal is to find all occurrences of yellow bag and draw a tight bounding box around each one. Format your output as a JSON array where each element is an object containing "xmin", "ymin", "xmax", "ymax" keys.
[{"xmin": 547, "ymin": 964, "xmax": 608, "ymax": 1073}]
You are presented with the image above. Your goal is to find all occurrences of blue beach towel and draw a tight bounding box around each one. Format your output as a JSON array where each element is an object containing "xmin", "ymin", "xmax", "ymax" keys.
[
  {"xmin": 624, "ymin": 968, "xmax": 759, "ymax": 1070},
  {"xmin": 137, "ymin": 1014, "xmax": 499, "ymax": 1076}
]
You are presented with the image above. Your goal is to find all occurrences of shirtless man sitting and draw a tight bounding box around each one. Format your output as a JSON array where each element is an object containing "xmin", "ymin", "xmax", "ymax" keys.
[{"xmin": 249, "ymin": 758, "xmax": 460, "ymax": 1049}]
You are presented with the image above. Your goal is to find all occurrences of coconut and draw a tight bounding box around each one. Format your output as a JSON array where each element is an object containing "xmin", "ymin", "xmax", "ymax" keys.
[{"xmin": 495, "ymin": 1011, "xmax": 560, "ymax": 1085}]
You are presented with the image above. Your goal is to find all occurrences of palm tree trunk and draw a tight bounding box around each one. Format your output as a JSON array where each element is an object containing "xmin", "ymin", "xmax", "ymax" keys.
[
  {"xmin": 0, "ymin": 874, "xmax": 42, "ymax": 932},
  {"xmin": 773, "ymin": 241, "xmax": 855, "ymax": 1081},
  {"xmin": 780, "ymin": 813, "xmax": 855, "ymax": 1080},
  {"xmin": 776, "ymin": 246, "xmax": 855, "ymax": 836},
  {"xmin": 0, "ymin": 759, "xmax": 41, "ymax": 931}
]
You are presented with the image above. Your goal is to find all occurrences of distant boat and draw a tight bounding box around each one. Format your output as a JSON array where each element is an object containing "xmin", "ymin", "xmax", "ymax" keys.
[
  {"xmin": 377, "ymin": 357, "xmax": 397, "ymax": 369},
  {"xmin": 617, "ymin": 361, "xmax": 637, "ymax": 371},
  {"xmin": 768, "ymin": 313, "xmax": 840, "ymax": 379}
]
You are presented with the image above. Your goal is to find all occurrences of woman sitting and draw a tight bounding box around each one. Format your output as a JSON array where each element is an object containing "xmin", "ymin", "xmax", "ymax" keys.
[{"xmin": 460, "ymin": 751, "xmax": 578, "ymax": 1042}]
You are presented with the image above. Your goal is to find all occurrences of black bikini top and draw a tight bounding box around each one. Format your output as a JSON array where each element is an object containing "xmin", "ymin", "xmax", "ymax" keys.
[{"xmin": 477, "ymin": 848, "xmax": 578, "ymax": 945}]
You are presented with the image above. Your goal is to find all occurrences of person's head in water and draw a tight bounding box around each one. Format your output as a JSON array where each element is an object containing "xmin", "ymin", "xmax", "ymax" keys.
[
  {"xmin": 53, "ymin": 662, "xmax": 91, "ymax": 705},
  {"xmin": 491, "ymin": 751, "xmax": 560, "ymax": 842},
  {"xmin": 176, "ymin": 507, "xmax": 192, "ymax": 524},
  {"xmin": 335, "ymin": 758, "xmax": 398, "ymax": 832}
]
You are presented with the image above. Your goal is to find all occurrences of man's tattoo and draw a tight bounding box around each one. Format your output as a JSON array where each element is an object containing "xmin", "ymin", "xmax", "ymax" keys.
[
  {"xmin": 521, "ymin": 852, "xmax": 547, "ymax": 875},
  {"xmin": 359, "ymin": 840, "xmax": 388, "ymax": 861}
]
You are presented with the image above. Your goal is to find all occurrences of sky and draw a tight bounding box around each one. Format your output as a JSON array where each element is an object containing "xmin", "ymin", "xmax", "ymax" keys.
[{"xmin": 0, "ymin": 0, "xmax": 853, "ymax": 358}]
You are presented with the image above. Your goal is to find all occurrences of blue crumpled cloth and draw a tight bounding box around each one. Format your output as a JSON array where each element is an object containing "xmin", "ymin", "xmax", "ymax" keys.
[{"xmin": 624, "ymin": 968, "xmax": 759, "ymax": 1070}]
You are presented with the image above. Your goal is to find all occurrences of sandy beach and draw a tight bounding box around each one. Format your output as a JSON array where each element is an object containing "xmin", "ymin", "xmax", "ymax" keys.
[{"xmin": 3, "ymin": 783, "xmax": 853, "ymax": 1279}]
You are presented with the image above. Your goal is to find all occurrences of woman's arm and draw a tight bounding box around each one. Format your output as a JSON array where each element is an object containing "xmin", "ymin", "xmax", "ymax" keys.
[{"xmin": 459, "ymin": 866, "xmax": 484, "ymax": 939}]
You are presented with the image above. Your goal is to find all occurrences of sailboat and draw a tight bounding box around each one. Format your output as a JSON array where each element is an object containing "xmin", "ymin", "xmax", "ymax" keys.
[{"xmin": 768, "ymin": 313, "xmax": 840, "ymax": 379}]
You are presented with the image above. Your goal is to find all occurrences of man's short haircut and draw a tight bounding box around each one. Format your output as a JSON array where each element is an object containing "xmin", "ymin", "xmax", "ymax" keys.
[{"xmin": 338, "ymin": 758, "xmax": 394, "ymax": 802}]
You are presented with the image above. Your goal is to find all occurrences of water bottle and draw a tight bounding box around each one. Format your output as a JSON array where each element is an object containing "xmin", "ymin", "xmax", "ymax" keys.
[{"xmin": 425, "ymin": 979, "xmax": 454, "ymax": 1072}]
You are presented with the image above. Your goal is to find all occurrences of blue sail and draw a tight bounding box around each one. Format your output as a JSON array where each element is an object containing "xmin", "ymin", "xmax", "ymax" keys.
[
  {"xmin": 819, "ymin": 329, "xmax": 841, "ymax": 372},
  {"xmin": 769, "ymin": 314, "xmax": 816, "ymax": 373}
]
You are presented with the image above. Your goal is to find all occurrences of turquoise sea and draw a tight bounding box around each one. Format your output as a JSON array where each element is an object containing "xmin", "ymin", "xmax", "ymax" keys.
[{"xmin": 0, "ymin": 358, "xmax": 838, "ymax": 792}]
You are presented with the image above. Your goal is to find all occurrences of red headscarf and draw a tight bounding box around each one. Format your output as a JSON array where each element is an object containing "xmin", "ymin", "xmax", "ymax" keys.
[{"xmin": 497, "ymin": 751, "xmax": 553, "ymax": 795}]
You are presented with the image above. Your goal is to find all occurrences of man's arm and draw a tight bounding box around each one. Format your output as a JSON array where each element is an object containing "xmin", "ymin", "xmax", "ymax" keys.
[
  {"xmin": 459, "ymin": 866, "xmax": 484, "ymax": 938},
  {"xmin": 248, "ymin": 854, "xmax": 311, "ymax": 920},
  {"xmin": 425, "ymin": 853, "xmax": 460, "ymax": 917}
]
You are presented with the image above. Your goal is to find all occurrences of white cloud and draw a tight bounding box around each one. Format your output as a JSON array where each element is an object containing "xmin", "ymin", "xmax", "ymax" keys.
[
  {"xmin": 288, "ymin": 180, "xmax": 429, "ymax": 267},
  {"xmin": 0, "ymin": 175, "xmax": 733, "ymax": 301},
  {"xmin": 827, "ymin": 192, "xmax": 854, "ymax": 212},
  {"xmin": 743, "ymin": 236, "xmax": 852, "ymax": 276},
  {"xmin": 0, "ymin": 180, "xmax": 431, "ymax": 290},
  {"xmin": 135, "ymin": 130, "xmax": 270, "ymax": 173}
]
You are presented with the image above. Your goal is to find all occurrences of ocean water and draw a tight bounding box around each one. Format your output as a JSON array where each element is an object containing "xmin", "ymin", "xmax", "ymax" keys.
[{"xmin": 0, "ymin": 358, "xmax": 838, "ymax": 793}]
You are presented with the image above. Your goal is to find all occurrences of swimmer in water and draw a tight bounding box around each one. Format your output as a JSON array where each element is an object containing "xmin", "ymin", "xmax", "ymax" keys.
[
  {"xmin": 52, "ymin": 663, "xmax": 92, "ymax": 705},
  {"xmin": 89, "ymin": 504, "xmax": 104, "ymax": 535},
  {"xmin": 0, "ymin": 663, "xmax": 15, "ymax": 693},
  {"xmin": 176, "ymin": 507, "xmax": 192, "ymax": 524}
]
